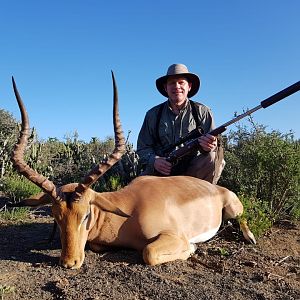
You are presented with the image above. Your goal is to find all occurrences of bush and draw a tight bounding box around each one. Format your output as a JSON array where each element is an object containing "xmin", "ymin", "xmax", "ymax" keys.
[
  {"xmin": 94, "ymin": 175, "xmax": 123, "ymax": 192},
  {"xmin": 238, "ymin": 194, "xmax": 274, "ymax": 237},
  {"xmin": 0, "ymin": 207, "xmax": 31, "ymax": 223},
  {"xmin": 0, "ymin": 175, "xmax": 42, "ymax": 202},
  {"xmin": 0, "ymin": 109, "xmax": 19, "ymax": 178},
  {"xmin": 220, "ymin": 121, "xmax": 300, "ymax": 222}
]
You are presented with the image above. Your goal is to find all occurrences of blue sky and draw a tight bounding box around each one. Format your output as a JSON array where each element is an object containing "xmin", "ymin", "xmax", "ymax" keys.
[{"xmin": 1, "ymin": 1, "xmax": 299, "ymax": 146}]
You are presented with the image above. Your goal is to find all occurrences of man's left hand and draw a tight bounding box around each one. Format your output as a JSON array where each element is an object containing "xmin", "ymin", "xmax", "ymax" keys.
[{"xmin": 198, "ymin": 134, "xmax": 217, "ymax": 152}]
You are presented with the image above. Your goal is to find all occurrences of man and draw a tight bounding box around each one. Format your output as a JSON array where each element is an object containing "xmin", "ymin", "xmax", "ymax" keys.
[{"xmin": 137, "ymin": 63, "xmax": 224, "ymax": 183}]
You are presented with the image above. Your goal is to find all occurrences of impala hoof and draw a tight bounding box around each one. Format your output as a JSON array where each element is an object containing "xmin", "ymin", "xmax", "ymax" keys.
[
  {"xmin": 189, "ymin": 243, "xmax": 197, "ymax": 256},
  {"xmin": 240, "ymin": 220, "xmax": 257, "ymax": 245},
  {"xmin": 245, "ymin": 231, "xmax": 257, "ymax": 245}
]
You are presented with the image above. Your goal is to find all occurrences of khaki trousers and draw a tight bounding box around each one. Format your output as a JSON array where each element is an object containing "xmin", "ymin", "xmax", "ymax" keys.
[
  {"xmin": 142, "ymin": 150, "xmax": 225, "ymax": 184},
  {"xmin": 181, "ymin": 151, "xmax": 225, "ymax": 184}
]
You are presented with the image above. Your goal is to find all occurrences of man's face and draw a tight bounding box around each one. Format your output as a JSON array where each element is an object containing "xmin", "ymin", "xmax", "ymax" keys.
[{"xmin": 165, "ymin": 76, "xmax": 192, "ymax": 106}]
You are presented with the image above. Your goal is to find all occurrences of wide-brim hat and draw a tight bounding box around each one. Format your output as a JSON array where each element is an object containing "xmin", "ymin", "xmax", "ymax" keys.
[{"xmin": 156, "ymin": 64, "xmax": 201, "ymax": 98}]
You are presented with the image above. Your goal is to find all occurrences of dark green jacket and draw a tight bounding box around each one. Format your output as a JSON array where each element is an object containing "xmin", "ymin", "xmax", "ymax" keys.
[{"xmin": 137, "ymin": 99, "xmax": 215, "ymax": 173}]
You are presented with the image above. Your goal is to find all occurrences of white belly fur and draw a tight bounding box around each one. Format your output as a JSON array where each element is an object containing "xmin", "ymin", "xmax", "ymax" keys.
[{"xmin": 189, "ymin": 227, "xmax": 220, "ymax": 243}]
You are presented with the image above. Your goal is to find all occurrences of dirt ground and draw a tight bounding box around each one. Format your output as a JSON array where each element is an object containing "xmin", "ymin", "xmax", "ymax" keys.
[{"xmin": 0, "ymin": 201, "xmax": 299, "ymax": 300}]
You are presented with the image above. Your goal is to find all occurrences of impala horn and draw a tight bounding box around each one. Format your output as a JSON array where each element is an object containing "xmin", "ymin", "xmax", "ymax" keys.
[
  {"xmin": 73, "ymin": 71, "xmax": 126, "ymax": 201},
  {"xmin": 11, "ymin": 77, "xmax": 61, "ymax": 202}
]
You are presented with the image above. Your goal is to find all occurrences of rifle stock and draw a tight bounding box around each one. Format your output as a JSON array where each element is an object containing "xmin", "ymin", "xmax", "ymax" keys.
[
  {"xmin": 162, "ymin": 127, "xmax": 203, "ymax": 154},
  {"xmin": 166, "ymin": 81, "xmax": 300, "ymax": 165},
  {"xmin": 166, "ymin": 125, "xmax": 224, "ymax": 164}
]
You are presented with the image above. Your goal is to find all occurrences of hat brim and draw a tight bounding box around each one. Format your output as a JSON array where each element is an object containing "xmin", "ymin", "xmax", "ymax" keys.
[{"xmin": 156, "ymin": 73, "xmax": 200, "ymax": 98}]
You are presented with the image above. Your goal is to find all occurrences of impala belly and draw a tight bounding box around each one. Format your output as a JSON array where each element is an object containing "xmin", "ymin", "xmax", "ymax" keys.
[{"xmin": 188, "ymin": 225, "xmax": 220, "ymax": 243}]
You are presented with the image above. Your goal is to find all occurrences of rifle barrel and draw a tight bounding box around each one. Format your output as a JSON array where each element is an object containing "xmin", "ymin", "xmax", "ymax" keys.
[
  {"xmin": 261, "ymin": 81, "xmax": 300, "ymax": 108},
  {"xmin": 209, "ymin": 81, "xmax": 300, "ymax": 136},
  {"xmin": 222, "ymin": 104, "xmax": 262, "ymax": 128}
]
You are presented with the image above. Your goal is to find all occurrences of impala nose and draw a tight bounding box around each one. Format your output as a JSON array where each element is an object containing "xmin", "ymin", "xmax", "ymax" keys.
[{"xmin": 60, "ymin": 258, "xmax": 81, "ymax": 269}]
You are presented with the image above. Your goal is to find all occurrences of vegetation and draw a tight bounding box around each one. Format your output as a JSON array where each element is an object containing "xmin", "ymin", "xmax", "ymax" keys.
[
  {"xmin": 219, "ymin": 118, "xmax": 300, "ymax": 235},
  {"xmin": 236, "ymin": 196, "xmax": 274, "ymax": 238},
  {"xmin": 0, "ymin": 108, "xmax": 299, "ymax": 234},
  {"xmin": 1, "ymin": 175, "xmax": 42, "ymax": 202},
  {"xmin": 0, "ymin": 285, "xmax": 15, "ymax": 300},
  {"xmin": 0, "ymin": 109, "xmax": 18, "ymax": 178},
  {"xmin": 0, "ymin": 207, "xmax": 31, "ymax": 223}
]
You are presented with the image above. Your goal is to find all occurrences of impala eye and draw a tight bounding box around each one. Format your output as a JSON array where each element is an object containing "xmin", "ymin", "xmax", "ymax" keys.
[{"xmin": 82, "ymin": 211, "xmax": 90, "ymax": 223}]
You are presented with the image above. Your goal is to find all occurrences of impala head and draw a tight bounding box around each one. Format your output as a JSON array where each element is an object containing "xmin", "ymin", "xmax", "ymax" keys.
[{"xmin": 11, "ymin": 73, "xmax": 126, "ymax": 269}]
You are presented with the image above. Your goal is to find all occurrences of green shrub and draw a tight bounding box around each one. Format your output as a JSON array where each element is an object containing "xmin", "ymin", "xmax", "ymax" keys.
[
  {"xmin": 0, "ymin": 207, "xmax": 31, "ymax": 223},
  {"xmin": 94, "ymin": 175, "xmax": 123, "ymax": 192},
  {"xmin": 220, "ymin": 121, "xmax": 300, "ymax": 223},
  {"xmin": 0, "ymin": 175, "xmax": 42, "ymax": 202},
  {"xmin": 237, "ymin": 194, "xmax": 274, "ymax": 237}
]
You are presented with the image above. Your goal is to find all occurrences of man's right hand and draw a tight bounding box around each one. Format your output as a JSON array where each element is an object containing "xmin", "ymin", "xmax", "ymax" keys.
[{"xmin": 154, "ymin": 156, "xmax": 172, "ymax": 175}]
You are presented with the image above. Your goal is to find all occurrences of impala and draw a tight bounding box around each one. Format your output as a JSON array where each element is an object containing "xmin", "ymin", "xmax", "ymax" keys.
[{"xmin": 9, "ymin": 73, "xmax": 256, "ymax": 269}]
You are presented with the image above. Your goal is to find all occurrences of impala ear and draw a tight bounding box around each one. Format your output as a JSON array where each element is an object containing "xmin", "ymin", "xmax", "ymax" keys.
[
  {"xmin": 91, "ymin": 197, "xmax": 130, "ymax": 218},
  {"xmin": 7, "ymin": 192, "xmax": 53, "ymax": 207}
]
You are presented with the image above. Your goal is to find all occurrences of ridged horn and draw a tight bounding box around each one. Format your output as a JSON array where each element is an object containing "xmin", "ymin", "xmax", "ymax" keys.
[
  {"xmin": 73, "ymin": 71, "xmax": 126, "ymax": 201},
  {"xmin": 11, "ymin": 77, "xmax": 60, "ymax": 202}
]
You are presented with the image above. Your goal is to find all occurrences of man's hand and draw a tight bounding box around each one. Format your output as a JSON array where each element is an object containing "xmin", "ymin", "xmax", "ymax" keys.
[
  {"xmin": 154, "ymin": 156, "xmax": 172, "ymax": 175},
  {"xmin": 198, "ymin": 134, "xmax": 217, "ymax": 152}
]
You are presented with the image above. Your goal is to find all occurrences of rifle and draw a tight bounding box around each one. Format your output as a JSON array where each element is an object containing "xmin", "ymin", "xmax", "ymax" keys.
[
  {"xmin": 166, "ymin": 81, "xmax": 300, "ymax": 164},
  {"xmin": 162, "ymin": 126, "xmax": 204, "ymax": 155}
]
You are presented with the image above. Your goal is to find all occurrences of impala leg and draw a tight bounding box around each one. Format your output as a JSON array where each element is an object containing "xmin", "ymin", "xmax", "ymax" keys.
[
  {"xmin": 239, "ymin": 219, "xmax": 256, "ymax": 244},
  {"xmin": 223, "ymin": 192, "xmax": 256, "ymax": 244},
  {"xmin": 142, "ymin": 231, "xmax": 196, "ymax": 266}
]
